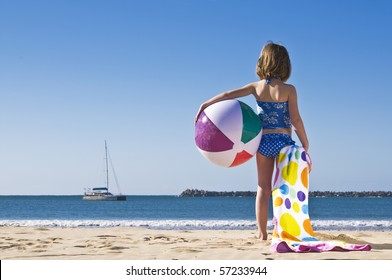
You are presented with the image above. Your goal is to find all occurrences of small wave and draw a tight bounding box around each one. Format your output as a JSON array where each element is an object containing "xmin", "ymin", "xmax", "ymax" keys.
[
  {"xmin": 310, "ymin": 220, "xmax": 392, "ymax": 231},
  {"xmin": 0, "ymin": 219, "xmax": 391, "ymax": 230},
  {"xmin": 0, "ymin": 219, "xmax": 256, "ymax": 230}
]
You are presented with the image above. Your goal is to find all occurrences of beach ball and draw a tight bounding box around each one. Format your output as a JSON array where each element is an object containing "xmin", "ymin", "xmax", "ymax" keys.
[{"xmin": 195, "ymin": 99, "xmax": 262, "ymax": 167}]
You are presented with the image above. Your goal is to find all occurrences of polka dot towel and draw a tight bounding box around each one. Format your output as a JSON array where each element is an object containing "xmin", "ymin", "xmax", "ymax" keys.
[{"xmin": 271, "ymin": 145, "xmax": 371, "ymax": 253}]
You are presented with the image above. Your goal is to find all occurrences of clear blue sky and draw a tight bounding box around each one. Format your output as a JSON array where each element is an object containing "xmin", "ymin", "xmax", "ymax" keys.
[{"xmin": 1, "ymin": 0, "xmax": 391, "ymax": 195}]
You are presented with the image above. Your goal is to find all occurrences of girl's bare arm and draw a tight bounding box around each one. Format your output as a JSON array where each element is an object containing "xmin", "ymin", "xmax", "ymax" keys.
[
  {"xmin": 288, "ymin": 86, "xmax": 309, "ymax": 152},
  {"xmin": 195, "ymin": 83, "xmax": 256, "ymax": 124}
]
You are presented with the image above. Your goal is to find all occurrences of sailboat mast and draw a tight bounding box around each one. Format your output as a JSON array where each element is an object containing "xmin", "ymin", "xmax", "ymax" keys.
[{"xmin": 105, "ymin": 140, "xmax": 109, "ymax": 192}]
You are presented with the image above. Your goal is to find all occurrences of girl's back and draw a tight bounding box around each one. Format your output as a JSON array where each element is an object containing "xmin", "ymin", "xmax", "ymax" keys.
[{"xmin": 253, "ymin": 79, "xmax": 293, "ymax": 103}]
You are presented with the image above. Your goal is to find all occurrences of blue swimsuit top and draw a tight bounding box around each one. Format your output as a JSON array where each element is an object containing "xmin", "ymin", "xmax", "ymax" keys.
[{"xmin": 256, "ymin": 101, "xmax": 292, "ymax": 129}]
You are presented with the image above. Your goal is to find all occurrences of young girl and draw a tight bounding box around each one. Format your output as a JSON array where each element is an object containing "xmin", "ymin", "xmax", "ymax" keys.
[{"xmin": 195, "ymin": 42, "xmax": 311, "ymax": 240}]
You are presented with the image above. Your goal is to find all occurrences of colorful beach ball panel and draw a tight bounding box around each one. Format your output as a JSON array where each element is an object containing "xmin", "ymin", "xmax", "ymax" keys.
[{"xmin": 195, "ymin": 100, "xmax": 262, "ymax": 167}]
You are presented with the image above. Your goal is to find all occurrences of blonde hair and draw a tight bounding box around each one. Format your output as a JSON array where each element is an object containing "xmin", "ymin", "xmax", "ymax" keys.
[{"xmin": 256, "ymin": 42, "xmax": 291, "ymax": 82}]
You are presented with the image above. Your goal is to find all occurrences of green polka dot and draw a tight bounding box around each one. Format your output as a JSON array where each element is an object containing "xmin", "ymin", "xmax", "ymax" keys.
[{"xmin": 289, "ymin": 187, "xmax": 296, "ymax": 199}]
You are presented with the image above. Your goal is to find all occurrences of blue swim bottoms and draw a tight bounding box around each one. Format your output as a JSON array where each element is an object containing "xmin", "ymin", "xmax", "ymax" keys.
[{"xmin": 257, "ymin": 133, "xmax": 296, "ymax": 158}]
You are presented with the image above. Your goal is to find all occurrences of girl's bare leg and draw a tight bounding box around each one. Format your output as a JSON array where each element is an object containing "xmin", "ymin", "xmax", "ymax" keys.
[{"xmin": 255, "ymin": 153, "xmax": 275, "ymax": 240}]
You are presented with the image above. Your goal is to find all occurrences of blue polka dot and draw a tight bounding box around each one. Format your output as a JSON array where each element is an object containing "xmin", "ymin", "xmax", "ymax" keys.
[
  {"xmin": 279, "ymin": 184, "xmax": 289, "ymax": 195},
  {"xmin": 302, "ymin": 204, "xmax": 308, "ymax": 214},
  {"xmin": 302, "ymin": 237, "xmax": 318, "ymax": 241}
]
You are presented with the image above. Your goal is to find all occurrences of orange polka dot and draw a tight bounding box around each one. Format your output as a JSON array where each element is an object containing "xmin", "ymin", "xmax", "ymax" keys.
[
  {"xmin": 280, "ymin": 230, "xmax": 301, "ymax": 242},
  {"xmin": 301, "ymin": 167, "xmax": 308, "ymax": 188},
  {"xmin": 303, "ymin": 219, "xmax": 315, "ymax": 236},
  {"xmin": 274, "ymin": 197, "xmax": 283, "ymax": 207}
]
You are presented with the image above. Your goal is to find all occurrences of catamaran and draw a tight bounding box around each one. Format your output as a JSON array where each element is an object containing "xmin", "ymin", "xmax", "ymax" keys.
[{"xmin": 83, "ymin": 141, "xmax": 126, "ymax": 201}]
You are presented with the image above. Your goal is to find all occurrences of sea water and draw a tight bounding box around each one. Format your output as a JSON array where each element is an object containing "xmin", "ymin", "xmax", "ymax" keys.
[{"xmin": 0, "ymin": 195, "xmax": 391, "ymax": 230}]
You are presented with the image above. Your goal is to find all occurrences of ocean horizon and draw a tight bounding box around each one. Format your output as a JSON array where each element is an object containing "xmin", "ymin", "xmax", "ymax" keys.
[{"xmin": 1, "ymin": 195, "xmax": 391, "ymax": 231}]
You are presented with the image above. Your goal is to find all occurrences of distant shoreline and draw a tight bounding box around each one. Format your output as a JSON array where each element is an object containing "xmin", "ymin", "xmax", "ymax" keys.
[
  {"xmin": 179, "ymin": 189, "xmax": 392, "ymax": 198},
  {"xmin": 0, "ymin": 191, "xmax": 391, "ymax": 197}
]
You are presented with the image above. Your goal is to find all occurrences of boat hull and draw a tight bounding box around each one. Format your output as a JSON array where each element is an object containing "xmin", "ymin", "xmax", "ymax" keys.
[{"xmin": 83, "ymin": 195, "xmax": 126, "ymax": 201}]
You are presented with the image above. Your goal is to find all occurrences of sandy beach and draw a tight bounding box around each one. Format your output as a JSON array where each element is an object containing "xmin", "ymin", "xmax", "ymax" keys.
[{"xmin": 0, "ymin": 226, "xmax": 391, "ymax": 260}]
